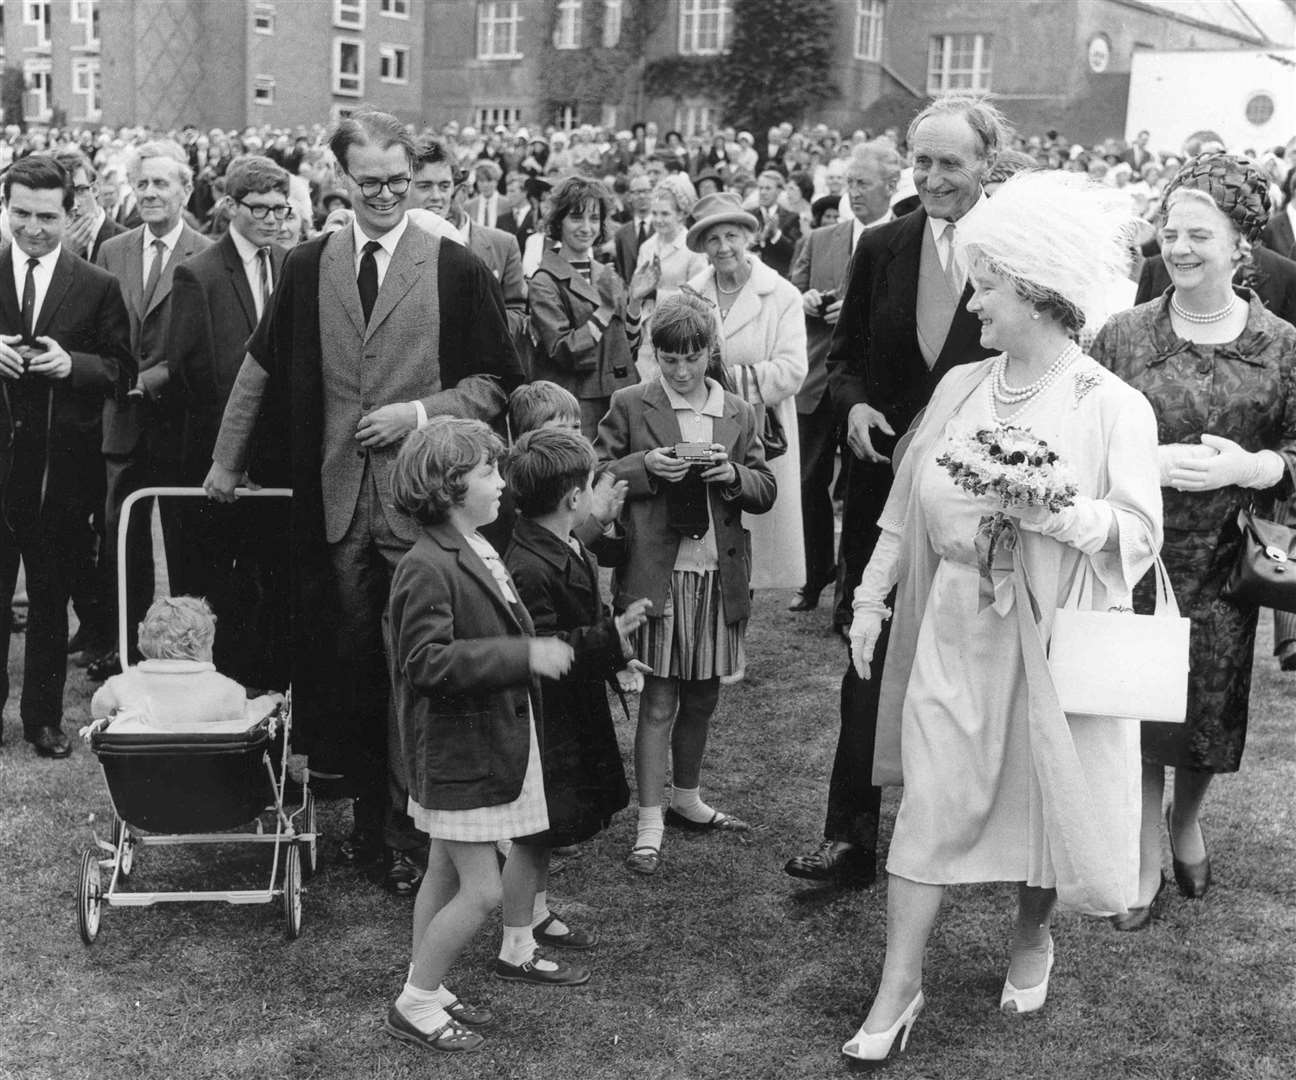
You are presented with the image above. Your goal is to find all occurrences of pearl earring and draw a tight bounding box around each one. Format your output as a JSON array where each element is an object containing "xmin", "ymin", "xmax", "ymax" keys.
[{"xmin": 1030, "ymin": 312, "xmax": 1041, "ymax": 320}]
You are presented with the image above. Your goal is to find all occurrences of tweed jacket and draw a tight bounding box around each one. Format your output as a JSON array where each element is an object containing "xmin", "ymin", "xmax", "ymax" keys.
[
  {"xmin": 388, "ymin": 522, "xmax": 539, "ymax": 812},
  {"xmin": 789, "ymin": 219, "xmax": 856, "ymax": 412},
  {"xmin": 595, "ymin": 378, "xmax": 776, "ymax": 622}
]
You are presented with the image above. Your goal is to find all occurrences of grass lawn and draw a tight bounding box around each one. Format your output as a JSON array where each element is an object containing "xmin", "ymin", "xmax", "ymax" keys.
[{"xmin": 1, "ymin": 591, "xmax": 1294, "ymax": 1080}]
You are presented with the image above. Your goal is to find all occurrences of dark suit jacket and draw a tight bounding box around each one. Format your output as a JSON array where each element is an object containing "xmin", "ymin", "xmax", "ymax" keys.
[
  {"xmin": 95, "ymin": 222, "xmax": 212, "ymax": 459},
  {"xmin": 790, "ymin": 219, "xmax": 856, "ymax": 412},
  {"xmin": 1262, "ymin": 212, "xmax": 1296, "ymax": 262},
  {"xmin": 613, "ymin": 217, "xmax": 652, "ymax": 283},
  {"xmin": 88, "ymin": 215, "xmax": 127, "ymax": 264},
  {"xmin": 465, "ymin": 221, "xmax": 527, "ymax": 338},
  {"xmin": 167, "ymin": 232, "xmax": 287, "ymax": 481},
  {"xmin": 0, "ymin": 245, "xmax": 134, "ymax": 508},
  {"xmin": 498, "ymin": 205, "xmax": 540, "ymax": 251},
  {"xmin": 1135, "ymin": 242, "xmax": 1296, "ymax": 328},
  {"xmin": 755, "ymin": 207, "xmax": 801, "ymax": 279},
  {"xmin": 827, "ymin": 208, "xmax": 993, "ymax": 460}
]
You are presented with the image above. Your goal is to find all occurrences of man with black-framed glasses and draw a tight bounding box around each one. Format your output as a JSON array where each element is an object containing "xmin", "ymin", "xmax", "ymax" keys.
[
  {"xmin": 205, "ymin": 109, "xmax": 525, "ymax": 899},
  {"xmin": 165, "ymin": 155, "xmax": 293, "ymax": 692}
]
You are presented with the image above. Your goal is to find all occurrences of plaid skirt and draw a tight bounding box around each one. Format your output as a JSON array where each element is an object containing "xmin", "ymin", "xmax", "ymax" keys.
[{"xmin": 633, "ymin": 569, "xmax": 745, "ymax": 680}]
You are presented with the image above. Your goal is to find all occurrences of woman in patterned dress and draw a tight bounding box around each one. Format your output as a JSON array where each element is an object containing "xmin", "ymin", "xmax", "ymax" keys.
[{"xmin": 1092, "ymin": 153, "xmax": 1296, "ymax": 927}]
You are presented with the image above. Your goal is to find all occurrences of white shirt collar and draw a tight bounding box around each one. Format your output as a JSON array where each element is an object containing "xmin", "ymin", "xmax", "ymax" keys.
[
  {"xmin": 351, "ymin": 212, "xmax": 408, "ymax": 259},
  {"xmin": 144, "ymin": 218, "xmax": 185, "ymax": 253},
  {"xmin": 14, "ymin": 243, "xmax": 61, "ymax": 273},
  {"xmin": 228, "ymin": 223, "xmax": 268, "ymax": 265},
  {"xmin": 851, "ymin": 209, "xmax": 891, "ymax": 249},
  {"xmin": 927, "ymin": 190, "xmax": 988, "ymax": 245},
  {"xmin": 660, "ymin": 375, "xmax": 726, "ymax": 417}
]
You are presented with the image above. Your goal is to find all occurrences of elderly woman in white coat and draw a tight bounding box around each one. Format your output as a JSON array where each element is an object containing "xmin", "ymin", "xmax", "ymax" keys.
[{"xmin": 685, "ymin": 192, "xmax": 808, "ymax": 593}]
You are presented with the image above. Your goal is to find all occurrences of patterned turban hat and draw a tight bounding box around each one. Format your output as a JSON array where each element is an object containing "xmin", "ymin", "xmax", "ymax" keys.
[{"xmin": 1160, "ymin": 152, "xmax": 1270, "ymax": 243}]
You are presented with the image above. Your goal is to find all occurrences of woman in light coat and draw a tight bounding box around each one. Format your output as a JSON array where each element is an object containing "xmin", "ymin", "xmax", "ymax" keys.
[{"xmin": 685, "ymin": 192, "xmax": 808, "ymax": 592}]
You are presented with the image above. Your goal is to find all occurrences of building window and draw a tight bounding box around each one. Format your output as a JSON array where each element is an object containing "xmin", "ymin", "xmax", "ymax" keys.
[
  {"xmin": 71, "ymin": 57, "xmax": 101, "ymax": 120},
  {"xmin": 555, "ymin": 103, "xmax": 578, "ymax": 131},
  {"xmin": 71, "ymin": 0, "xmax": 100, "ymax": 48},
  {"xmin": 477, "ymin": 2, "xmax": 522, "ymax": 60},
  {"xmin": 679, "ymin": 0, "xmax": 731, "ymax": 55},
  {"xmin": 553, "ymin": 0, "xmax": 581, "ymax": 48},
  {"xmin": 602, "ymin": 0, "xmax": 622, "ymax": 47},
  {"xmin": 927, "ymin": 33, "xmax": 992, "ymax": 94},
  {"xmin": 380, "ymin": 0, "xmax": 411, "ymax": 16},
  {"xmin": 476, "ymin": 105, "xmax": 523, "ymax": 130},
  {"xmin": 1245, "ymin": 92, "xmax": 1275, "ymax": 126},
  {"xmin": 379, "ymin": 44, "xmax": 410, "ymax": 83},
  {"xmin": 254, "ymin": 3, "xmax": 275, "ymax": 34},
  {"xmin": 330, "ymin": 103, "xmax": 357, "ymax": 123},
  {"xmin": 24, "ymin": 1, "xmax": 51, "ymax": 48},
  {"xmin": 675, "ymin": 101, "xmax": 716, "ymax": 139},
  {"xmin": 854, "ymin": 0, "xmax": 883, "ymax": 62},
  {"xmin": 333, "ymin": 38, "xmax": 364, "ymax": 96},
  {"xmin": 253, "ymin": 75, "xmax": 276, "ymax": 106},
  {"xmin": 333, "ymin": 0, "xmax": 364, "ymax": 30},
  {"xmin": 23, "ymin": 58, "xmax": 52, "ymax": 120}
]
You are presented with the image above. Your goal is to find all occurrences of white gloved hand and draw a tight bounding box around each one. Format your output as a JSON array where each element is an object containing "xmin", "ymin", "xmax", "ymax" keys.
[
  {"xmin": 1157, "ymin": 442, "xmax": 1214, "ymax": 487},
  {"xmin": 849, "ymin": 604, "xmax": 887, "ymax": 681},
  {"xmin": 1009, "ymin": 495, "xmax": 1116, "ymax": 554},
  {"xmin": 1166, "ymin": 434, "xmax": 1283, "ymax": 491}
]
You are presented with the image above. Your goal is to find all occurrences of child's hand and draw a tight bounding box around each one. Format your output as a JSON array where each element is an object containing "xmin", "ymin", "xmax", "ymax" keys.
[
  {"xmin": 699, "ymin": 446, "xmax": 736, "ymax": 486},
  {"xmin": 529, "ymin": 638, "xmax": 575, "ymax": 679},
  {"xmin": 645, "ymin": 446, "xmax": 691, "ymax": 483},
  {"xmin": 589, "ymin": 471, "xmax": 628, "ymax": 525},
  {"xmin": 614, "ymin": 598, "xmax": 652, "ymax": 637}
]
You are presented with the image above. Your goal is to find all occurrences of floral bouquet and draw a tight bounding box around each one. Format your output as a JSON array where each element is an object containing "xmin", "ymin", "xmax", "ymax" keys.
[
  {"xmin": 936, "ymin": 426, "xmax": 1077, "ymax": 512},
  {"xmin": 936, "ymin": 427, "xmax": 1077, "ymax": 610}
]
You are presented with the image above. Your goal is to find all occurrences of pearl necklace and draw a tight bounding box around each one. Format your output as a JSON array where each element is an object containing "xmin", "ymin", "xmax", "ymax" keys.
[
  {"xmin": 989, "ymin": 343, "xmax": 1080, "ymax": 423},
  {"xmin": 1170, "ymin": 292, "xmax": 1236, "ymax": 324}
]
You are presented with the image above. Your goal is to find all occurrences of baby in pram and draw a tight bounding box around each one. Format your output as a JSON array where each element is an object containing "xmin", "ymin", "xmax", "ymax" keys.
[{"xmin": 90, "ymin": 596, "xmax": 282, "ymax": 733}]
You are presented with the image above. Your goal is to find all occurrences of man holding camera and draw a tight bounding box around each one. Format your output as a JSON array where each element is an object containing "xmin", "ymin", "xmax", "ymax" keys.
[
  {"xmin": 0, "ymin": 156, "xmax": 133, "ymax": 756},
  {"xmin": 788, "ymin": 140, "xmax": 901, "ymax": 614}
]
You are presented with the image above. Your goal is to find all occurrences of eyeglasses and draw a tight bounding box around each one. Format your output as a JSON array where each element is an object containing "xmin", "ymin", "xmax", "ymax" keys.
[
  {"xmin": 237, "ymin": 200, "xmax": 292, "ymax": 220},
  {"xmin": 345, "ymin": 171, "xmax": 412, "ymax": 198},
  {"xmin": 73, "ymin": 184, "xmax": 94, "ymax": 197}
]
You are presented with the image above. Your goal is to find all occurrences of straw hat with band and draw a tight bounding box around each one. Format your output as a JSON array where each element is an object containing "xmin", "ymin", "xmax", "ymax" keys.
[{"xmin": 685, "ymin": 192, "xmax": 760, "ymax": 252}]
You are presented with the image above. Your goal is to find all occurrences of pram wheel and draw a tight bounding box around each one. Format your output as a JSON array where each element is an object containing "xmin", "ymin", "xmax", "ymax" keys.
[
  {"xmin": 300, "ymin": 792, "xmax": 317, "ymax": 879},
  {"xmin": 112, "ymin": 814, "xmax": 134, "ymax": 879},
  {"xmin": 282, "ymin": 845, "xmax": 303, "ymax": 939},
  {"xmin": 78, "ymin": 849, "xmax": 103, "ymax": 944}
]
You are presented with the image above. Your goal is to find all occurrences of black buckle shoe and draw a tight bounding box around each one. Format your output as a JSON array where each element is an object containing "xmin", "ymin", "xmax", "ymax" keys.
[{"xmin": 784, "ymin": 841, "xmax": 876, "ymax": 887}]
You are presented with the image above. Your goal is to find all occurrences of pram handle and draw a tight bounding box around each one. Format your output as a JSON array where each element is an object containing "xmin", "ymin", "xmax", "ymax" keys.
[{"xmin": 115, "ymin": 485, "xmax": 293, "ymax": 663}]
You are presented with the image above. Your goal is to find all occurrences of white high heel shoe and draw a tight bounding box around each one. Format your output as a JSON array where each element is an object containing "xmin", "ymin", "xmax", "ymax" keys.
[
  {"xmin": 841, "ymin": 989, "xmax": 925, "ymax": 1062},
  {"xmin": 999, "ymin": 936, "xmax": 1055, "ymax": 1014}
]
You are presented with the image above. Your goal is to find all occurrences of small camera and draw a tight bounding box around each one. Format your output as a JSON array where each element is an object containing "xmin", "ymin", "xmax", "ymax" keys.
[
  {"xmin": 818, "ymin": 289, "xmax": 838, "ymax": 316},
  {"xmin": 672, "ymin": 441, "xmax": 715, "ymax": 464}
]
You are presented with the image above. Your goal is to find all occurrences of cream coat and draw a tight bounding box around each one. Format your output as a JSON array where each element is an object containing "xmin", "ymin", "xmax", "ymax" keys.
[{"xmin": 688, "ymin": 258, "xmax": 808, "ymax": 590}]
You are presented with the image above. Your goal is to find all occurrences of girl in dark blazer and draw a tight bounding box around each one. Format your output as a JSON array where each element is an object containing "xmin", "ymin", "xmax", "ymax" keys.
[
  {"xmin": 384, "ymin": 419, "xmax": 576, "ymax": 1056},
  {"xmin": 596, "ymin": 293, "xmax": 776, "ymax": 875}
]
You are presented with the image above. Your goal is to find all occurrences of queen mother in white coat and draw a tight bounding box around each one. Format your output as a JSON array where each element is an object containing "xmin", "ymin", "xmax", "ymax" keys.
[
  {"xmin": 840, "ymin": 171, "xmax": 1163, "ymax": 1062},
  {"xmin": 684, "ymin": 192, "xmax": 808, "ymax": 593}
]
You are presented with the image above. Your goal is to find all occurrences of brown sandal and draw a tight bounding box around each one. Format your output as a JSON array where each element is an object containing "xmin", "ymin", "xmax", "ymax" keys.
[
  {"xmin": 384, "ymin": 1005, "xmax": 485, "ymax": 1053},
  {"xmin": 625, "ymin": 846, "xmax": 661, "ymax": 875}
]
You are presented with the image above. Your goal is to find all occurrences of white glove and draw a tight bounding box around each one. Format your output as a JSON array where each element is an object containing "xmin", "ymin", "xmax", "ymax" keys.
[
  {"xmin": 1157, "ymin": 443, "xmax": 1214, "ymax": 486},
  {"xmin": 1165, "ymin": 434, "xmax": 1285, "ymax": 492},
  {"xmin": 848, "ymin": 528, "xmax": 900, "ymax": 680},
  {"xmin": 1010, "ymin": 495, "xmax": 1116, "ymax": 555},
  {"xmin": 849, "ymin": 604, "xmax": 887, "ymax": 680}
]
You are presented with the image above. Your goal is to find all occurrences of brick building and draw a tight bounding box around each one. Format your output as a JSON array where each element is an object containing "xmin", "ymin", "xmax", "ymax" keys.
[{"xmin": 0, "ymin": 0, "xmax": 1287, "ymax": 143}]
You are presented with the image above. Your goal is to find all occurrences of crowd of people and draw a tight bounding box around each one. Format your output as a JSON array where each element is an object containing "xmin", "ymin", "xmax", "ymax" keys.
[{"xmin": 2, "ymin": 92, "xmax": 1295, "ymax": 1062}]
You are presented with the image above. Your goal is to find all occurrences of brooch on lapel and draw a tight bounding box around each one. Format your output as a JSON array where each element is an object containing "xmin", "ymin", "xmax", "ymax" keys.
[{"xmin": 1072, "ymin": 369, "xmax": 1102, "ymax": 406}]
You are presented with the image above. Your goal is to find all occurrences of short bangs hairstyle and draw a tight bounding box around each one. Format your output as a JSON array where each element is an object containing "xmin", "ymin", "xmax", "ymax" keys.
[
  {"xmin": 391, "ymin": 417, "xmax": 505, "ymax": 525},
  {"xmin": 3, "ymin": 155, "xmax": 75, "ymax": 212},
  {"xmin": 224, "ymin": 154, "xmax": 291, "ymax": 201},
  {"xmin": 505, "ymin": 427, "xmax": 597, "ymax": 517},
  {"xmin": 543, "ymin": 176, "xmax": 615, "ymax": 245},
  {"xmin": 137, "ymin": 595, "xmax": 217, "ymax": 661},
  {"xmin": 651, "ymin": 290, "xmax": 718, "ymax": 355},
  {"xmin": 508, "ymin": 380, "xmax": 581, "ymax": 435}
]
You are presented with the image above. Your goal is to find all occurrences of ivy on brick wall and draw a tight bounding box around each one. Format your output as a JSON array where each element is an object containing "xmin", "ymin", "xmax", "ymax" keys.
[{"xmin": 642, "ymin": 55, "xmax": 725, "ymax": 100}]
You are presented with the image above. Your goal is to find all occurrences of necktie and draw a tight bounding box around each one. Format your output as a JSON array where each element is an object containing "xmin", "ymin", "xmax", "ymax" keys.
[
  {"xmin": 942, "ymin": 222, "xmax": 962, "ymax": 295},
  {"xmin": 21, "ymin": 257, "xmax": 38, "ymax": 341},
  {"xmin": 256, "ymin": 247, "xmax": 272, "ymax": 318},
  {"xmin": 358, "ymin": 240, "xmax": 381, "ymax": 325},
  {"xmin": 142, "ymin": 237, "xmax": 167, "ymax": 310},
  {"xmin": 636, "ymin": 219, "xmax": 647, "ymax": 248}
]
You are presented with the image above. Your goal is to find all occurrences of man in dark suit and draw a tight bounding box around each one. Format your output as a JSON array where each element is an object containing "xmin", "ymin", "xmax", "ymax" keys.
[
  {"xmin": 752, "ymin": 169, "xmax": 801, "ymax": 279},
  {"xmin": 1261, "ymin": 171, "xmax": 1296, "ymax": 260},
  {"xmin": 783, "ymin": 95, "xmax": 1002, "ymax": 888},
  {"xmin": 0, "ymin": 156, "xmax": 133, "ymax": 756},
  {"xmin": 612, "ymin": 171, "xmax": 654, "ymax": 283},
  {"xmin": 94, "ymin": 140, "xmax": 212, "ymax": 675},
  {"xmin": 1122, "ymin": 130, "xmax": 1157, "ymax": 173},
  {"xmin": 787, "ymin": 140, "xmax": 901, "ymax": 614},
  {"xmin": 497, "ymin": 175, "xmax": 548, "ymax": 253},
  {"xmin": 205, "ymin": 109, "xmax": 524, "ymax": 893},
  {"xmin": 166, "ymin": 155, "xmax": 292, "ymax": 690}
]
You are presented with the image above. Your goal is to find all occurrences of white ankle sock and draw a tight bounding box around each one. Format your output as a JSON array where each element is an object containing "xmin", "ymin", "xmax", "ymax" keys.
[
  {"xmin": 635, "ymin": 805, "xmax": 664, "ymax": 852},
  {"xmin": 531, "ymin": 891, "xmax": 568, "ymax": 935},
  {"xmin": 670, "ymin": 785, "xmax": 714, "ymax": 824},
  {"xmin": 395, "ymin": 980, "xmax": 451, "ymax": 1033},
  {"xmin": 500, "ymin": 925, "xmax": 558, "ymax": 970}
]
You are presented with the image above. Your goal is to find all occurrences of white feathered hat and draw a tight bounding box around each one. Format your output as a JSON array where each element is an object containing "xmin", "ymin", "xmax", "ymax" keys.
[{"xmin": 953, "ymin": 170, "xmax": 1136, "ymax": 332}]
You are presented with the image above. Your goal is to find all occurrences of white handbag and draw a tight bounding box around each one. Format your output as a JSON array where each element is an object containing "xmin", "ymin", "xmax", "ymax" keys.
[{"xmin": 1047, "ymin": 556, "xmax": 1189, "ymax": 724}]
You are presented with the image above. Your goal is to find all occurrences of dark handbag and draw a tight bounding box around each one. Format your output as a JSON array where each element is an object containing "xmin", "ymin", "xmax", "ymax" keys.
[
  {"xmin": 1222, "ymin": 507, "xmax": 1296, "ymax": 612},
  {"xmin": 735, "ymin": 364, "xmax": 787, "ymax": 461}
]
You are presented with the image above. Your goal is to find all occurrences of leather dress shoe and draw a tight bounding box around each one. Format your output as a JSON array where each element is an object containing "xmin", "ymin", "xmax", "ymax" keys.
[
  {"xmin": 86, "ymin": 650, "xmax": 122, "ymax": 683},
  {"xmin": 384, "ymin": 848, "xmax": 426, "ymax": 896},
  {"xmin": 339, "ymin": 829, "xmax": 382, "ymax": 866},
  {"xmin": 493, "ymin": 953, "xmax": 590, "ymax": 986},
  {"xmin": 664, "ymin": 806, "xmax": 750, "ymax": 832},
  {"xmin": 29, "ymin": 725, "xmax": 72, "ymax": 759},
  {"xmin": 534, "ymin": 913, "xmax": 598, "ymax": 950},
  {"xmin": 784, "ymin": 840, "xmax": 876, "ymax": 887},
  {"xmin": 1166, "ymin": 805, "xmax": 1211, "ymax": 899},
  {"xmin": 788, "ymin": 590, "xmax": 820, "ymax": 612}
]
